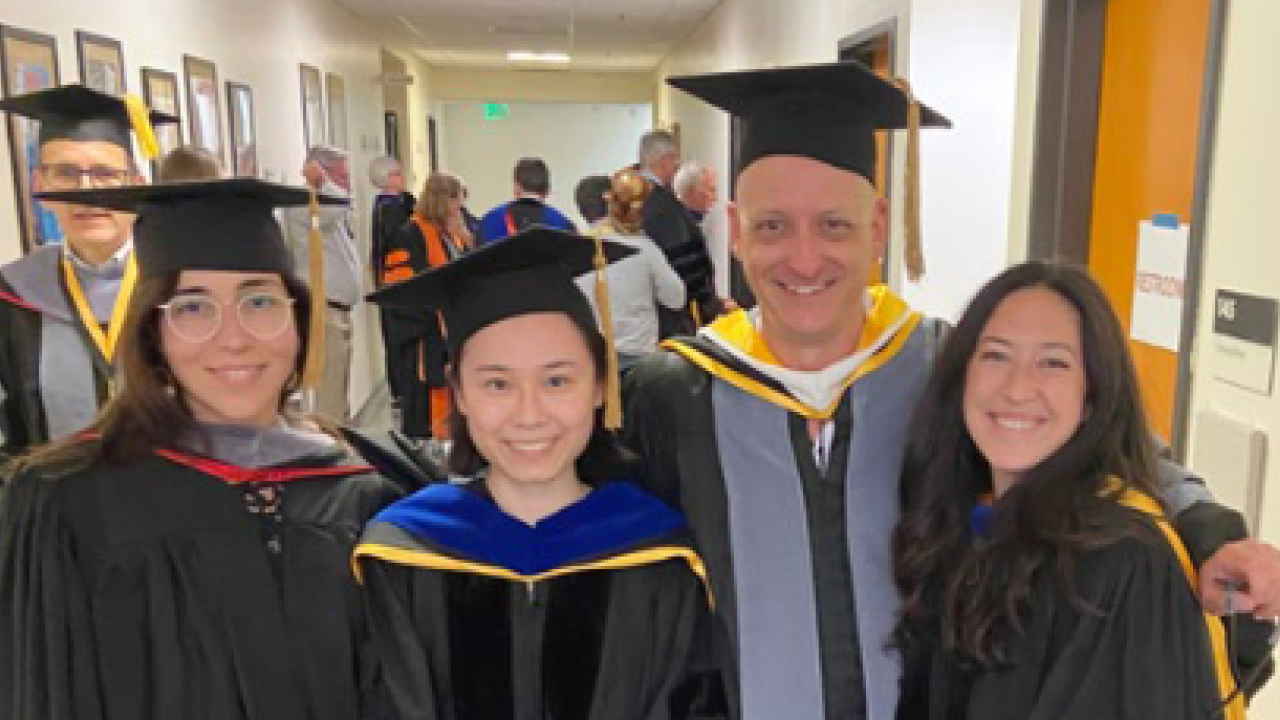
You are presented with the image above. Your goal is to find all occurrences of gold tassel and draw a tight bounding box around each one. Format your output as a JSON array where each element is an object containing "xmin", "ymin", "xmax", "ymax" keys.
[
  {"xmin": 590, "ymin": 229, "xmax": 623, "ymax": 430},
  {"xmin": 300, "ymin": 190, "xmax": 327, "ymax": 390},
  {"xmin": 123, "ymin": 94, "xmax": 161, "ymax": 160},
  {"xmin": 894, "ymin": 78, "xmax": 925, "ymax": 283}
]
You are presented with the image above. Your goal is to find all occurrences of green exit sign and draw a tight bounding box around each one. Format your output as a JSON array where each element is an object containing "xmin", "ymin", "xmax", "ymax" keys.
[{"xmin": 483, "ymin": 103, "xmax": 511, "ymax": 119}]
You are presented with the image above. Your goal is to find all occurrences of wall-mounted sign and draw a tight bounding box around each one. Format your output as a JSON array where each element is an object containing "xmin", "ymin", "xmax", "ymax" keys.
[
  {"xmin": 1130, "ymin": 215, "xmax": 1189, "ymax": 351},
  {"xmin": 1211, "ymin": 288, "xmax": 1277, "ymax": 395}
]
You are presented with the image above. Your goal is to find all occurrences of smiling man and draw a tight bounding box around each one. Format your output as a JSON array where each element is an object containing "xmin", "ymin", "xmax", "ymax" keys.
[
  {"xmin": 0, "ymin": 84, "xmax": 173, "ymax": 460},
  {"xmin": 623, "ymin": 62, "xmax": 1279, "ymax": 720}
]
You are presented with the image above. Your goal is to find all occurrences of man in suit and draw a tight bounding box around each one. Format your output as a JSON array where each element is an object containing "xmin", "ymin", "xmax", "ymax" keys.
[{"xmin": 638, "ymin": 130, "xmax": 720, "ymax": 337}]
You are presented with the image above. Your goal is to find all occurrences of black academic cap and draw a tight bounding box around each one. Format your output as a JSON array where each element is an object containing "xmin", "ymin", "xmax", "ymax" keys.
[
  {"xmin": 35, "ymin": 178, "xmax": 345, "ymax": 279},
  {"xmin": 368, "ymin": 226, "xmax": 635, "ymax": 357},
  {"xmin": 0, "ymin": 84, "xmax": 177, "ymax": 154},
  {"xmin": 667, "ymin": 61, "xmax": 950, "ymax": 180}
]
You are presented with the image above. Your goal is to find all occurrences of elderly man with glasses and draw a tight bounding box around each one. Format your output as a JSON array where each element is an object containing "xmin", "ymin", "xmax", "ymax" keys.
[{"xmin": 0, "ymin": 84, "xmax": 174, "ymax": 462}]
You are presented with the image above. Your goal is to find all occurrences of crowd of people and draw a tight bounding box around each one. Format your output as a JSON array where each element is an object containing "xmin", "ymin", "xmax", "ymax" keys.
[{"xmin": 0, "ymin": 59, "xmax": 1276, "ymax": 720}]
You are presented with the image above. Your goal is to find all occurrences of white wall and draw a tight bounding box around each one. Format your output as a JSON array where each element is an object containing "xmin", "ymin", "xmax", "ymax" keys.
[
  {"xmin": 1187, "ymin": 0, "xmax": 1280, "ymax": 714},
  {"xmin": 657, "ymin": 0, "xmax": 1038, "ymax": 321},
  {"xmin": 439, "ymin": 101, "xmax": 653, "ymax": 229},
  {"xmin": 0, "ymin": 0, "xmax": 435, "ymax": 411}
]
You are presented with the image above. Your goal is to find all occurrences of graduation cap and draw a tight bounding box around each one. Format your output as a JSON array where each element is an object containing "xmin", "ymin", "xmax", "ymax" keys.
[
  {"xmin": 0, "ymin": 84, "xmax": 178, "ymax": 159},
  {"xmin": 667, "ymin": 61, "xmax": 951, "ymax": 281},
  {"xmin": 368, "ymin": 226, "xmax": 636, "ymax": 428},
  {"xmin": 36, "ymin": 178, "xmax": 347, "ymax": 390}
]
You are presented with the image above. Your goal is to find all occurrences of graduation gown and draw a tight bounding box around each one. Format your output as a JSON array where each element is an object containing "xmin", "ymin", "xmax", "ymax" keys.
[
  {"xmin": 354, "ymin": 478, "xmax": 728, "ymax": 720},
  {"xmin": 379, "ymin": 215, "xmax": 465, "ymax": 438},
  {"xmin": 0, "ymin": 246, "xmax": 123, "ymax": 461},
  {"xmin": 623, "ymin": 288, "xmax": 938, "ymax": 720},
  {"xmin": 895, "ymin": 515, "xmax": 1229, "ymax": 720},
  {"xmin": 640, "ymin": 183, "xmax": 717, "ymax": 335},
  {"xmin": 0, "ymin": 425, "xmax": 404, "ymax": 720}
]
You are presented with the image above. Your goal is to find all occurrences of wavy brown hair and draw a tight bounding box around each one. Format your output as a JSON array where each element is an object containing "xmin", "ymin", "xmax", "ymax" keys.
[
  {"xmin": 414, "ymin": 173, "xmax": 463, "ymax": 226},
  {"xmin": 13, "ymin": 270, "xmax": 313, "ymax": 472},
  {"xmin": 892, "ymin": 261, "xmax": 1161, "ymax": 665}
]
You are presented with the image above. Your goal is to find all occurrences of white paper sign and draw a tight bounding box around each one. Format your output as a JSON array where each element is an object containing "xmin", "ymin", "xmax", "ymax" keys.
[{"xmin": 1130, "ymin": 220, "xmax": 1189, "ymax": 351}]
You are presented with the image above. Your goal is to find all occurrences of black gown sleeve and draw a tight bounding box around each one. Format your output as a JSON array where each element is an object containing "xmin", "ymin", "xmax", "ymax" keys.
[
  {"xmin": 620, "ymin": 353, "xmax": 695, "ymax": 510},
  {"xmin": 0, "ymin": 469, "xmax": 104, "ymax": 720},
  {"xmin": 965, "ymin": 534, "xmax": 1228, "ymax": 720},
  {"xmin": 647, "ymin": 567, "xmax": 728, "ymax": 720},
  {"xmin": 362, "ymin": 559, "xmax": 443, "ymax": 720},
  {"xmin": 1174, "ymin": 501, "xmax": 1276, "ymax": 695}
]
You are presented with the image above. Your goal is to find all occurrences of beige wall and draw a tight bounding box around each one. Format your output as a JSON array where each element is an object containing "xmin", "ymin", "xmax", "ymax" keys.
[
  {"xmin": 1187, "ymin": 0, "xmax": 1280, "ymax": 714},
  {"xmin": 429, "ymin": 67, "xmax": 655, "ymax": 105},
  {"xmin": 0, "ymin": 0, "xmax": 432, "ymax": 411},
  {"xmin": 657, "ymin": 0, "xmax": 1039, "ymax": 321}
]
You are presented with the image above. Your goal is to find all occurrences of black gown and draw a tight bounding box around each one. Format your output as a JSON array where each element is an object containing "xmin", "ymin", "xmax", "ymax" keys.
[
  {"xmin": 0, "ymin": 427, "xmax": 404, "ymax": 720},
  {"xmin": 355, "ymin": 478, "xmax": 727, "ymax": 720},
  {"xmin": 0, "ymin": 247, "xmax": 114, "ymax": 462},
  {"xmin": 896, "ymin": 515, "xmax": 1230, "ymax": 720}
]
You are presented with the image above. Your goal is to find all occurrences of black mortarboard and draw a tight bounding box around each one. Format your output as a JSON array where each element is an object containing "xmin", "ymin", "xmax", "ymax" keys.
[
  {"xmin": 668, "ymin": 61, "xmax": 949, "ymax": 180},
  {"xmin": 368, "ymin": 226, "xmax": 635, "ymax": 428},
  {"xmin": 35, "ymin": 179, "xmax": 344, "ymax": 278},
  {"xmin": 668, "ymin": 61, "xmax": 951, "ymax": 281},
  {"xmin": 0, "ymin": 84, "xmax": 177, "ymax": 155},
  {"xmin": 37, "ymin": 178, "xmax": 347, "ymax": 392}
]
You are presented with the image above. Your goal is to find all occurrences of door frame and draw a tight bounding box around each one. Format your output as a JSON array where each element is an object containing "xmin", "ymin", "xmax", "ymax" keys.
[{"xmin": 1027, "ymin": 0, "xmax": 1231, "ymax": 460}]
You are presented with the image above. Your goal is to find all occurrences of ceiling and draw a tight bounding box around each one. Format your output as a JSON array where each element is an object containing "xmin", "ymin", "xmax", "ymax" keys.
[{"xmin": 335, "ymin": 0, "xmax": 723, "ymax": 72}]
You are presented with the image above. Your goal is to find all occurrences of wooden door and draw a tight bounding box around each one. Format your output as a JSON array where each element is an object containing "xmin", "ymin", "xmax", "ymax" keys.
[{"xmin": 1087, "ymin": 0, "xmax": 1213, "ymax": 441}]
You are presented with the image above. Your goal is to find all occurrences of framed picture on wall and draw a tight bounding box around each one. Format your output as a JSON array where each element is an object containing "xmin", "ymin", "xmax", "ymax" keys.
[
  {"xmin": 140, "ymin": 67, "xmax": 184, "ymax": 174},
  {"xmin": 0, "ymin": 24, "xmax": 62, "ymax": 252},
  {"xmin": 325, "ymin": 72, "xmax": 346, "ymax": 150},
  {"xmin": 299, "ymin": 63, "xmax": 325, "ymax": 149},
  {"xmin": 182, "ymin": 54, "xmax": 223, "ymax": 163},
  {"xmin": 75, "ymin": 31, "xmax": 125, "ymax": 95},
  {"xmin": 226, "ymin": 81, "xmax": 256, "ymax": 177}
]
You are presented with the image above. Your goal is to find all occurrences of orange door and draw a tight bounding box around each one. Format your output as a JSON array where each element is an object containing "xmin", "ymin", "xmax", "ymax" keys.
[{"xmin": 1087, "ymin": 0, "xmax": 1213, "ymax": 441}]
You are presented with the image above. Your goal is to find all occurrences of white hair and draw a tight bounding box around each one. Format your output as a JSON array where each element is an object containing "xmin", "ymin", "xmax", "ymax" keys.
[
  {"xmin": 367, "ymin": 155, "xmax": 402, "ymax": 189},
  {"xmin": 674, "ymin": 161, "xmax": 707, "ymax": 199}
]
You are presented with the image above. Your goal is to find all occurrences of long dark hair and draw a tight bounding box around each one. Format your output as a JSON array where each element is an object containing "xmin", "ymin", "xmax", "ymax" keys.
[
  {"xmin": 14, "ymin": 270, "xmax": 313, "ymax": 471},
  {"xmin": 446, "ymin": 312, "xmax": 628, "ymax": 484},
  {"xmin": 893, "ymin": 261, "xmax": 1161, "ymax": 665}
]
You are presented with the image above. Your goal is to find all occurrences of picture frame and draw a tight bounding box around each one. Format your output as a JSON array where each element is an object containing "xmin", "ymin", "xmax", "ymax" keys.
[
  {"xmin": 324, "ymin": 72, "xmax": 346, "ymax": 150},
  {"xmin": 383, "ymin": 110, "xmax": 399, "ymax": 161},
  {"xmin": 75, "ymin": 31, "xmax": 125, "ymax": 95},
  {"xmin": 0, "ymin": 24, "xmax": 62, "ymax": 252},
  {"xmin": 299, "ymin": 63, "xmax": 324, "ymax": 149},
  {"xmin": 140, "ymin": 67, "xmax": 184, "ymax": 175},
  {"xmin": 182, "ymin": 54, "xmax": 223, "ymax": 163},
  {"xmin": 225, "ymin": 81, "xmax": 256, "ymax": 177}
]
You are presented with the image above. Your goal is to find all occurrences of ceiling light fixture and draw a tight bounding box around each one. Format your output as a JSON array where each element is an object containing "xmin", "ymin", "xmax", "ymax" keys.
[{"xmin": 507, "ymin": 51, "xmax": 571, "ymax": 64}]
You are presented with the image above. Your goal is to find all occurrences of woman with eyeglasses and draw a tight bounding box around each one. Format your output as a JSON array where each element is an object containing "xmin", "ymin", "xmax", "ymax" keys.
[{"xmin": 0, "ymin": 179, "xmax": 405, "ymax": 720}]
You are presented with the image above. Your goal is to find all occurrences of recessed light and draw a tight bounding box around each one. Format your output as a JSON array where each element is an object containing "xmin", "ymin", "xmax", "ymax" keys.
[{"xmin": 507, "ymin": 51, "xmax": 571, "ymax": 64}]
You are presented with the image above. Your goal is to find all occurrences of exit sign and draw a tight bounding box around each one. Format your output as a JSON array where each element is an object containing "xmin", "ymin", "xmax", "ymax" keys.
[{"xmin": 483, "ymin": 103, "xmax": 510, "ymax": 119}]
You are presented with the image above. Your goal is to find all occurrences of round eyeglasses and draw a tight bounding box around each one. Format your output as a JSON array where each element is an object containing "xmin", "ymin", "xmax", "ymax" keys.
[{"xmin": 157, "ymin": 292, "xmax": 296, "ymax": 344}]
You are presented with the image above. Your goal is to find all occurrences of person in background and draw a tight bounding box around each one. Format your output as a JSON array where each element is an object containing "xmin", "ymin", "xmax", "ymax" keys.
[
  {"xmin": 0, "ymin": 84, "xmax": 175, "ymax": 462},
  {"xmin": 379, "ymin": 173, "xmax": 469, "ymax": 441},
  {"xmin": 0, "ymin": 179, "xmax": 403, "ymax": 720},
  {"xmin": 574, "ymin": 173, "xmax": 612, "ymax": 228},
  {"xmin": 638, "ymin": 131, "xmax": 721, "ymax": 335},
  {"xmin": 157, "ymin": 145, "xmax": 223, "ymax": 182},
  {"xmin": 359, "ymin": 226, "xmax": 726, "ymax": 719},
  {"xmin": 575, "ymin": 166, "xmax": 685, "ymax": 372},
  {"xmin": 894, "ymin": 261, "xmax": 1243, "ymax": 719},
  {"xmin": 476, "ymin": 156, "xmax": 575, "ymax": 245},
  {"xmin": 279, "ymin": 144, "xmax": 363, "ymax": 423},
  {"xmin": 368, "ymin": 155, "xmax": 415, "ymax": 290},
  {"xmin": 674, "ymin": 162, "xmax": 717, "ymax": 224}
]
